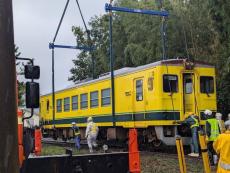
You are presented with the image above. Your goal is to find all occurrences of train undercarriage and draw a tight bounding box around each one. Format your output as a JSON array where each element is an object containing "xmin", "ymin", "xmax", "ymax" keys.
[{"xmin": 43, "ymin": 124, "xmax": 193, "ymax": 149}]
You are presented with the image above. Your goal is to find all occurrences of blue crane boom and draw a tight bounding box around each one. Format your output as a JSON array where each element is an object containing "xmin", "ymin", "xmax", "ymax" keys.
[
  {"xmin": 105, "ymin": 3, "xmax": 169, "ymax": 17},
  {"xmin": 49, "ymin": 43, "xmax": 95, "ymax": 51}
]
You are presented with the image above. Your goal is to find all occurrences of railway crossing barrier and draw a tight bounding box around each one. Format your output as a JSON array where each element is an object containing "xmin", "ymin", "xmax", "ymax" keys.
[
  {"xmin": 176, "ymin": 136, "xmax": 187, "ymax": 173},
  {"xmin": 198, "ymin": 132, "xmax": 211, "ymax": 173}
]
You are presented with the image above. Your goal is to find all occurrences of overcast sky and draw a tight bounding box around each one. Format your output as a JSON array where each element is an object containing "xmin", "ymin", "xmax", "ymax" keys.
[{"xmin": 12, "ymin": 0, "xmax": 108, "ymax": 95}]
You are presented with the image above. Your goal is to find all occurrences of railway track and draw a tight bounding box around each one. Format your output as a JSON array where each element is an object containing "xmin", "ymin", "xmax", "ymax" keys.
[{"xmin": 42, "ymin": 138, "xmax": 202, "ymax": 161}]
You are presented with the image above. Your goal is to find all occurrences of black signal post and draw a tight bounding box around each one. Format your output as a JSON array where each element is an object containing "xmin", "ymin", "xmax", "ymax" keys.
[{"xmin": 0, "ymin": 0, "xmax": 19, "ymax": 172}]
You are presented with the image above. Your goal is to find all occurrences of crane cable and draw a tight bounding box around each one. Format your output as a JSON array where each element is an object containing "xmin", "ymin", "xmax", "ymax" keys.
[
  {"xmin": 52, "ymin": 0, "xmax": 70, "ymax": 43},
  {"xmin": 179, "ymin": 3, "xmax": 199, "ymax": 116},
  {"xmin": 75, "ymin": 0, "xmax": 91, "ymax": 41},
  {"xmin": 75, "ymin": 0, "xmax": 95, "ymax": 78},
  {"xmin": 159, "ymin": 0, "xmax": 176, "ymax": 121}
]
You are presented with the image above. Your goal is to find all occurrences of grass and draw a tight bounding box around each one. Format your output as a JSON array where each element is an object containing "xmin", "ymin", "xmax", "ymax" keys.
[
  {"xmin": 41, "ymin": 144, "xmax": 90, "ymax": 155},
  {"xmin": 41, "ymin": 144, "xmax": 217, "ymax": 173}
]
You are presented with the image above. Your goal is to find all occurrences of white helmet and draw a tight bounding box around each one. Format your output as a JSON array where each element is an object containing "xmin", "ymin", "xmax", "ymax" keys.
[
  {"xmin": 215, "ymin": 113, "xmax": 222, "ymax": 118},
  {"xmin": 71, "ymin": 122, "xmax": 76, "ymax": 125},
  {"xmin": 87, "ymin": 117, "xmax": 93, "ymax": 122},
  {"xmin": 204, "ymin": 109, "xmax": 212, "ymax": 116},
  {"xmin": 225, "ymin": 120, "xmax": 230, "ymax": 129}
]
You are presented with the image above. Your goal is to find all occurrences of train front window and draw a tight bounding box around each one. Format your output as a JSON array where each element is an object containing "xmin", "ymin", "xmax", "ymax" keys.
[
  {"xmin": 101, "ymin": 88, "xmax": 111, "ymax": 106},
  {"xmin": 200, "ymin": 76, "xmax": 214, "ymax": 93},
  {"xmin": 80, "ymin": 93, "xmax": 88, "ymax": 109},
  {"xmin": 90, "ymin": 91, "xmax": 99, "ymax": 108},
  {"xmin": 64, "ymin": 97, "xmax": 70, "ymax": 112},
  {"xmin": 163, "ymin": 75, "xmax": 178, "ymax": 93},
  {"xmin": 56, "ymin": 99, "xmax": 62, "ymax": 112},
  {"xmin": 136, "ymin": 79, "xmax": 143, "ymax": 101}
]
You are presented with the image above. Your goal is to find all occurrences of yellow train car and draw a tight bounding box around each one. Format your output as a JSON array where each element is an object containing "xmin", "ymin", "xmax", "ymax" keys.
[{"xmin": 40, "ymin": 59, "xmax": 216, "ymax": 146}]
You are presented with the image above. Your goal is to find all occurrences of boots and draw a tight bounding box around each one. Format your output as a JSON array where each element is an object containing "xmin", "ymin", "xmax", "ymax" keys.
[{"xmin": 188, "ymin": 153, "xmax": 199, "ymax": 157}]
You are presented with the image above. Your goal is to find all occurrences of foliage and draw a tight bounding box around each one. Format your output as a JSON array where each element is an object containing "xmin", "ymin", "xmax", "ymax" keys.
[
  {"xmin": 69, "ymin": 0, "xmax": 230, "ymax": 116},
  {"xmin": 15, "ymin": 46, "xmax": 25, "ymax": 106}
]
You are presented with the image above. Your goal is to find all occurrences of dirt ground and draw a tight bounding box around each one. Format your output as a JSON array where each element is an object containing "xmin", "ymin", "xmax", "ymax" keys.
[{"xmin": 41, "ymin": 144, "xmax": 216, "ymax": 173}]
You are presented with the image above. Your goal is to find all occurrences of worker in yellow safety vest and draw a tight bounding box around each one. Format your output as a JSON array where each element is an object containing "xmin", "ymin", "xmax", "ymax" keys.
[
  {"xmin": 174, "ymin": 112, "xmax": 200, "ymax": 157},
  {"xmin": 85, "ymin": 117, "xmax": 99, "ymax": 153},
  {"xmin": 205, "ymin": 109, "xmax": 220, "ymax": 165},
  {"xmin": 72, "ymin": 122, "xmax": 81, "ymax": 150},
  {"xmin": 213, "ymin": 121, "xmax": 230, "ymax": 173}
]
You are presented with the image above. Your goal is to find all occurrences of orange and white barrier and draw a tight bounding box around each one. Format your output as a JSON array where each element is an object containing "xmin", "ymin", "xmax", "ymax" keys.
[
  {"xmin": 18, "ymin": 109, "xmax": 24, "ymax": 167},
  {"xmin": 129, "ymin": 128, "xmax": 140, "ymax": 173},
  {"xmin": 34, "ymin": 128, "xmax": 42, "ymax": 156}
]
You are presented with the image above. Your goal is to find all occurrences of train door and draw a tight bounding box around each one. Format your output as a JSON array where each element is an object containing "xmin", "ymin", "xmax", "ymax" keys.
[
  {"xmin": 183, "ymin": 73, "xmax": 196, "ymax": 115},
  {"xmin": 133, "ymin": 78, "xmax": 145, "ymax": 122}
]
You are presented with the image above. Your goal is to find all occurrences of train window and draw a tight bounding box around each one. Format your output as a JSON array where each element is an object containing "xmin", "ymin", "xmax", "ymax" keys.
[
  {"xmin": 56, "ymin": 99, "xmax": 62, "ymax": 112},
  {"xmin": 101, "ymin": 88, "xmax": 111, "ymax": 106},
  {"xmin": 136, "ymin": 79, "xmax": 143, "ymax": 101},
  {"xmin": 90, "ymin": 91, "xmax": 99, "ymax": 108},
  {"xmin": 148, "ymin": 77, "xmax": 154, "ymax": 91},
  {"xmin": 200, "ymin": 76, "xmax": 214, "ymax": 93},
  {"xmin": 163, "ymin": 75, "xmax": 178, "ymax": 93},
  {"xmin": 80, "ymin": 93, "xmax": 88, "ymax": 109},
  {"xmin": 72, "ymin": 95, "xmax": 78, "ymax": 110},
  {"xmin": 64, "ymin": 97, "xmax": 70, "ymax": 112},
  {"xmin": 185, "ymin": 78, "xmax": 193, "ymax": 94},
  {"xmin": 46, "ymin": 100, "xmax": 49, "ymax": 112}
]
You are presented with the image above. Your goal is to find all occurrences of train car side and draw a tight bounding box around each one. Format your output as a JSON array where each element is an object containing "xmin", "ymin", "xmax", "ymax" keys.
[{"xmin": 40, "ymin": 59, "xmax": 216, "ymax": 146}]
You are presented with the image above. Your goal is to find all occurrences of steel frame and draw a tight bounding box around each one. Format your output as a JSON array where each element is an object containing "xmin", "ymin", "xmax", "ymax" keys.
[{"xmin": 105, "ymin": 3, "xmax": 169, "ymax": 127}]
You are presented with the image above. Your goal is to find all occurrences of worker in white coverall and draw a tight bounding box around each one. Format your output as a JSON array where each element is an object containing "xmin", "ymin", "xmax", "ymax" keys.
[
  {"xmin": 85, "ymin": 117, "xmax": 99, "ymax": 153},
  {"xmin": 225, "ymin": 113, "xmax": 230, "ymax": 126}
]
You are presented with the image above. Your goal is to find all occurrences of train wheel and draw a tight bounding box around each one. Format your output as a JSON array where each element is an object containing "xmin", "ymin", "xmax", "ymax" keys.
[
  {"xmin": 62, "ymin": 135, "xmax": 67, "ymax": 142},
  {"xmin": 152, "ymin": 139, "xmax": 162, "ymax": 148}
]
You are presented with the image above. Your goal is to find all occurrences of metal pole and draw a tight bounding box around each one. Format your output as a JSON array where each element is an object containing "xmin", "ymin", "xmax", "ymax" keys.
[
  {"xmin": 92, "ymin": 52, "xmax": 95, "ymax": 79},
  {"xmin": 176, "ymin": 136, "xmax": 187, "ymax": 173},
  {"xmin": 109, "ymin": 3, "xmax": 116, "ymax": 127},
  {"xmin": 161, "ymin": 17, "xmax": 166, "ymax": 60},
  {"xmin": 52, "ymin": 47, "xmax": 55, "ymax": 128},
  {"xmin": 0, "ymin": 0, "xmax": 19, "ymax": 172},
  {"xmin": 198, "ymin": 132, "xmax": 211, "ymax": 173}
]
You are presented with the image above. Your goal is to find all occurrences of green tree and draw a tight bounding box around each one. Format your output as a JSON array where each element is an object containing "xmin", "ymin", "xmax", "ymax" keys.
[
  {"xmin": 15, "ymin": 46, "xmax": 25, "ymax": 106},
  {"xmin": 69, "ymin": 0, "xmax": 230, "ymax": 115}
]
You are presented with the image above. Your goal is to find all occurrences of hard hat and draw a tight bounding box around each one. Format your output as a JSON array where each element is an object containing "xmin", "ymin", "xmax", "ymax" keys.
[
  {"xmin": 204, "ymin": 109, "xmax": 212, "ymax": 116},
  {"xmin": 87, "ymin": 117, "xmax": 93, "ymax": 122},
  {"xmin": 184, "ymin": 112, "xmax": 193, "ymax": 119},
  {"xmin": 188, "ymin": 112, "xmax": 194, "ymax": 116},
  {"xmin": 71, "ymin": 122, "xmax": 76, "ymax": 125},
  {"xmin": 215, "ymin": 113, "xmax": 222, "ymax": 117},
  {"xmin": 225, "ymin": 121, "xmax": 230, "ymax": 129}
]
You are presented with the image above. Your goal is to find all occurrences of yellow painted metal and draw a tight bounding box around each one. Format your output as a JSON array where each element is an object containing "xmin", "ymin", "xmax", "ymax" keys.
[
  {"xmin": 198, "ymin": 132, "xmax": 211, "ymax": 173},
  {"xmin": 176, "ymin": 137, "xmax": 187, "ymax": 173},
  {"xmin": 40, "ymin": 61, "xmax": 217, "ymax": 129}
]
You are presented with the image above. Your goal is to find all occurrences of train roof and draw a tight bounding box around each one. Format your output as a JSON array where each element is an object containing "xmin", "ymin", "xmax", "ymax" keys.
[{"xmin": 41, "ymin": 59, "xmax": 214, "ymax": 96}]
